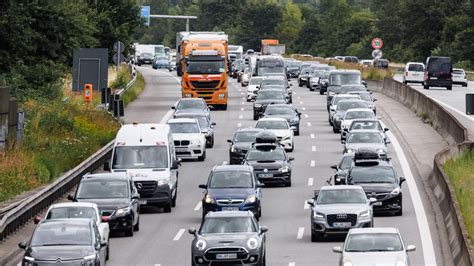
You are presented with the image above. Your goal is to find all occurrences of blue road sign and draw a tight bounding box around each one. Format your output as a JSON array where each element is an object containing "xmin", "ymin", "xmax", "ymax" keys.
[{"xmin": 140, "ymin": 6, "xmax": 150, "ymax": 26}]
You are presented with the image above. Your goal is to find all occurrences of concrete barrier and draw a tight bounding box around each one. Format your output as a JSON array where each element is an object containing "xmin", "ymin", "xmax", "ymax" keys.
[{"xmin": 381, "ymin": 78, "xmax": 473, "ymax": 265}]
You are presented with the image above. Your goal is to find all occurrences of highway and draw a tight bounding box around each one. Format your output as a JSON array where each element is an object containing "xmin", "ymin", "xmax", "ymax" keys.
[{"xmin": 98, "ymin": 66, "xmax": 442, "ymax": 265}]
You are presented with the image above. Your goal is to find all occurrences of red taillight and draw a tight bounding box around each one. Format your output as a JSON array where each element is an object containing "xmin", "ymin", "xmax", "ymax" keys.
[
  {"xmin": 101, "ymin": 216, "xmax": 110, "ymax": 222},
  {"xmin": 405, "ymin": 71, "xmax": 408, "ymax": 76}
]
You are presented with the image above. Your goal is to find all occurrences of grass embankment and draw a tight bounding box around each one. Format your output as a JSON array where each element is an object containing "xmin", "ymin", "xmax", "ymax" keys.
[
  {"xmin": 443, "ymin": 150, "xmax": 474, "ymax": 246},
  {"xmin": 289, "ymin": 55, "xmax": 394, "ymax": 80},
  {"xmin": 110, "ymin": 65, "xmax": 145, "ymax": 106}
]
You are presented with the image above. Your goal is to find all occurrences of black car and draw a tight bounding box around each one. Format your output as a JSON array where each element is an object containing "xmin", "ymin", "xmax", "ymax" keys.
[
  {"xmin": 242, "ymin": 134, "xmax": 294, "ymax": 187},
  {"xmin": 189, "ymin": 211, "xmax": 267, "ymax": 266},
  {"xmin": 345, "ymin": 151, "xmax": 405, "ymax": 216},
  {"xmin": 286, "ymin": 60, "xmax": 302, "ymax": 78},
  {"xmin": 199, "ymin": 165, "xmax": 263, "ymax": 220},
  {"xmin": 253, "ymin": 89, "xmax": 287, "ymax": 120},
  {"xmin": 331, "ymin": 100, "xmax": 369, "ymax": 133},
  {"xmin": 262, "ymin": 104, "xmax": 301, "ymax": 135},
  {"xmin": 174, "ymin": 112, "xmax": 216, "ymax": 148},
  {"xmin": 228, "ymin": 128, "xmax": 264, "ymax": 165},
  {"xmin": 331, "ymin": 153, "xmax": 354, "ymax": 185},
  {"xmin": 19, "ymin": 219, "xmax": 107, "ymax": 265},
  {"xmin": 423, "ymin": 56, "xmax": 453, "ymax": 90},
  {"xmin": 137, "ymin": 52, "xmax": 154, "ymax": 65},
  {"xmin": 68, "ymin": 173, "xmax": 140, "ymax": 237}
]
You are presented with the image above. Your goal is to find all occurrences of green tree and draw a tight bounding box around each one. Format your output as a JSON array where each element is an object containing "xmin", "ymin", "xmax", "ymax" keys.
[{"xmin": 276, "ymin": 1, "xmax": 303, "ymax": 53}]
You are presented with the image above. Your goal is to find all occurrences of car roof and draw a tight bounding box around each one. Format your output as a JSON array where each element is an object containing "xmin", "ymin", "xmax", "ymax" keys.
[
  {"xmin": 168, "ymin": 118, "xmax": 198, "ymax": 124},
  {"xmin": 349, "ymin": 91, "xmax": 370, "ymax": 95},
  {"xmin": 349, "ymin": 227, "xmax": 399, "ymax": 234},
  {"xmin": 348, "ymin": 129, "xmax": 382, "ymax": 134},
  {"xmin": 116, "ymin": 124, "xmax": 170, "ymax": 146},
  {"xmin": 39, "ymin": 218, "xmax": 93, "ymax": 227},
  {"xmin": 337, "ymin": 99, "xmax": 367, "ymax": 104},
  {"xmin": 320, "ymin": 185, "xmax": 363, "ymax": 191},
  {"xmin": 263, "ymin": 76, "xmax": 285, "ymax": 80},
  {"xmin": 453, "ymin": 68, "xmax": 464, "ymax": 71},
  {"xmin": 82, "ymin": 172, "xmax": 129, "ymax": 182},
  {"xmin": 257, "ymin": 117, "xmax": 287, "ymax": 122},
  {"xmin": 266, "ymin": 104, "xmax": 294, "ymax": 108},
  {"xmin": 206, "ymin": 210, "xmax": 254, "ymax": 218},
  {"xmin": 346, "ymin": 108, "xmax": 374, "ymax": 113},
  {"xmin": 236, "ymin": 128, "xmax": 264, "ymax": 133},
  {"xmin": 50, "ymin": 202, "xmax": 97, "ymax": 209},
  {"xmin": 340, "ymin": 84, "xmax": 365, "ymax": 88},
  {"xmin": 335, "ymin": 94, "xmax": 360, "ymax": 98},
  {"xmin": 330, "ymin": 69, "xmax": 361, "ymax": 74},
  {"xmin": 213, "ymin": 165, "xmax": 253, "ymax": 172},
  {"xmin": 351, "ymin": 119, "xmax": 380, "ymax": 123},
  {"xmin": 258, "ymin": 89, "xmax": 284, "ymax": 93},
  {"xmin": 174, "ymin": 112, "xmax": 208, "ymax": 118},
  {"xmin": 178, "ymin": 98, "xmax": 204, "ymax": 102}
]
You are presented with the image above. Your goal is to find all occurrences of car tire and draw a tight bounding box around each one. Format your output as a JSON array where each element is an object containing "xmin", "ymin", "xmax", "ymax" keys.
[
  {"xmin": 332, "ymin": 125, "xmax": 339, "ymax": 133},
  {"xmin": 289, "ymin": 143, "xmax": 294, "ymax": 152},
  {"xmin": 133, "ymin": 216, "xmax": 140, "ymax": 231},
  {"xmin": 424, "ymin": 84, "xmax": 429, "ymax": 90},
  {"xmin": 295, "ymin": 129, "xmax": 299, "ymax": 136},
  {"xmin": 260, "ymin": 255, "xmax": 266, "ymax": 266},
  {"xmin": 253, "ymin": 113, "xmax": 259, "ymax": 120},
  {"xmin": 198, "ymin": 150, "xmax": 206, "ymax": 161},
  {"xmin": 164, "ymin": 201, "xmax": 172, "ymax": 213},
  {"xmin": 311, "ymin": 231, "xmax": 322, "ymax": 242},
  {"xmin": 395, "ymin": 201, "xmax": 403, "ymax": 216},
  {"xmin": 202, "ymin": 209, "xmax": 208, "ymax": 220},
  {"xmin": 403, "ymin": 80, "xmax": 407, "ymax": 85},
  {"xmin": 284, "ymin": 179, "xmax": 292, "ymax": 187},
  {"xmin": 319, "ymin": 89, "xmax": 324, "ymax": 95},
  {"xmin": 221, "ymin": 104, "xmax": 227, "ymax": 111},
  {"xmin": 258, "ymin": 207, "xmax": 262, "ymax": 218},
  {"xmin": 106, "ymin": 244, "xmax": 110, "ymax": 260},
  {"xmin": 125, "ymin": 226, "xmax": 134, "ymax": 237},
  {"xmin": 447, "ymin": 86, "xmax": 452, "ymax": 91},
  {"xmin": 171, "ymin": 191, "xmax": 177, "ymax": 207},
  {"xmin": 463, "ymin": 83, "xmax": 468, "ymax": 87},
  {"xmin": 298, "ymin": 80, "xmax": 302, "ymax": 87}
]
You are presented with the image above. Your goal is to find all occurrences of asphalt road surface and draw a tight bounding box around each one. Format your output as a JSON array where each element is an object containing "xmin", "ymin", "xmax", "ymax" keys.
[{"xmin": 98, "ymin": 66, "xmax": 442, "ymax": 265}]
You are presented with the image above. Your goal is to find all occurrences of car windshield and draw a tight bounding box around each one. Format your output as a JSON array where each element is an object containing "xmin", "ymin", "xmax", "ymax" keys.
[
  {"xmin": 186, "ymin": 60, "xmax": 226, "ymax": 74},
  {"xmin": 156, "ymin": 56, "xmax": 167, "ymax": 60},
  {"xmin": 256, "ymin": 120, "xmax": 289, "ymax": 130},
  {"xmin": 76, "ymin": 180, "xmax": 129, "ymax": 199},
  {"xmin": 347, "ymin": 132, "xmax": 383, "ymax": 144},
  {"xmin": 200, "ymin": 217, "xmax": 256, "ymax": 234},
  {"xmin": 286, "ymin": 61, "xmax": 301, "ymax": 68},
  {"xmin": 428, "ymin": 58, "xmax": 451, "ymax": 73},
  {"xmin": 265, "ymin": 107, "xmax": 294, "ymax": 115},
  {"xmin": 340, "ymin": 86, "xmax": 366, "ymax": 94},
  {"xmin": 113, "ymin": 146, "xmax": 168, "ymax": 169},
  {"xmin": 250, "ymin": 78, "xmax": 264, "ymax": 85},
  {"xmin": 351, "ymin": 121, "xmax": 380, "ymax": 131},
  {"xmin": 261, "ymin": 80, "xmax": 285, "ymax": 86},
  {"xmin": 408, "ymin": 64, "xmax": 424, "ymax": 72},
  {"xmin": 177, "ymin": 100, "xmax": 206, "ymax": 110},
  {"xmin": 46, "ymin": 207, "xmax": 97, "ymax": 221},
  {"xmin": 453, "ymin": 69, "xmax": 464, "ymax": 75},
  {"xmin": 141, "ymin": 53, "xmax": 152, "ymax": 58},
  {"xmin": 345, "ymin": 233, "xmax": 403, "ymax": 252},
  {"xmin": 345, "ymin": 111, "xmax": 375, "ymax": 120},
  {"xmin": 312, "ymin": 71, "xmax": 329, "ymax": 78},
  {"xmin": 354, "ymin": 93, "xmax": 372, "ymax": 101},
  {"xmin": 31, "ymin": 223, "xmax": 92, "ymax": 246},
  {"xmin": 169, "ymin": 122, "xmax": 200, "ymax": 133},
  {"xmin": 246, "ymin": 148, "xmax": 285, "ymax": 161},
  {"xmin": 234, "ymin": 132, "xmax": 258, "ymax": 142},
  {"xmin": 256, "ymin": 91, "xmax": 284, "ymax": 100},
  {"xmin": 350, "ymin": 166, "xmax": 396, "ymax": 183},
  {"xmin": 317, "ymin": 189, "xmax": 367, "ymax": 204},
  {"xmin": 259, "ymin": 67, "xmax": 286, "ymax": 76},
  {"xmin": 337, "ymin": 101, "xmax": 368, "ymax": 111},
  {"xmin": 209, "ymin": 171, "xmax": 253, "ymax": 188},
  {"xmin": 334, "ymin": 96, "xmax": 360, "ymax": 105},
  {"xmin": 330, "ymin": 74, "xmax": 361, "ymax": 86}
]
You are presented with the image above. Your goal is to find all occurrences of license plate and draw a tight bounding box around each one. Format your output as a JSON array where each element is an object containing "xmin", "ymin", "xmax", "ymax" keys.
[
  {"xmin": 176, "ymin": 148, "xmax": 188, "ymax": 152},
  {"xmin": 374, "ymin": 201, "xmax": 382, "ymax": 206},
  {"xmin": 139, "ymin": 200, "xmax": 147, "ymax": 205},
  {"xmin": 216, "ymin": 253, "xmax": 237, "ymax": 260},
  {"xmin": 333, "ymin": 222, "xmax": 352, "ymax": 228},
  {"xmin": 259, "ymin": 173, "xmax": 273, "ymax": 178},
  {"xmin": 222, "ymin": 207, "xmax": 239, "ymax": 211},
  {"xmin": 430, "ymin": 77, "xmax": 437, "ymax": 80}
]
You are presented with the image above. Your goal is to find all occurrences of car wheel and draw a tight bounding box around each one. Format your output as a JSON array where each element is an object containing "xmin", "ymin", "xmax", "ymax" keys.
[
  {"xmin": 447, "ymin": 86, "xmax": 452, "ymax": 90},
  {"xmin": 319, "ymin": 89, "xmax": 324, "ymax": 95},
  {"xmin": 106, "ymin": 244, "xmax": 110, "ymax": 260},
  {"xmin": 253, "ymin": 113, "xmax": 259, "ymax": 120},
  {"xmin": 403, "ymin": 80, "xmax": 407, "ymax": 85},
  {"xmin": 164, "ymin": 201, "xmax": 172, "ymax": 213},
  {"xmin": 198, "ymin": 150, "xmax": 206, "ymax": 161},
  {"xmin": 298, "ymin": 80, "xmax": 302, "ymax": 87},
  {"xmin": 258, "ymin": 207, "xmax": 262, "ymax": 218},
  {"xmin": 221, "ymin": 104, "xmax": 227, "ymax": 111},
  {"xmin": 202, "ymin": 209, "xmax": 208, "ymax": 220},
  {"xmin": 424, "ymin": 84, "xmax": 429, "ymax": 90},
  {"xmin": 284, "ymin": 179, "xmax": 292, "ymax": 187},
  {"xmin": 311, "ymin": 231, "xmax": 322, "ymax": 242},
  {"xmin": 171, "ymin": 191, "xmax": 177, "ymax": 207},
  {"xmin": 332, "ymin": 125, "xmax": 339, "ymax": 133},
  {"xmin": 463, "ymin": 83, "xmax": 468, "ymax": 87},
  {"xmin": 295, "ymin": 129, "xmax": 299, "ymax": 136},
  {"xmin": 289, "ymin": 143, "xmax": 294, "ymax": 152},
  {"xmin": 209, "ymin": 137, "xmax": 214, "ymax": 148},
  {"xmin": 133, "ymin": 216, "xmax": 140, "ymax": 231},
  {"xmin": 395, "ymin": 201, "xmax": 403, "ymax": 216},
  {"xmin": 125, "ymin": 226, "xmax": 134, "ymax": 237}
]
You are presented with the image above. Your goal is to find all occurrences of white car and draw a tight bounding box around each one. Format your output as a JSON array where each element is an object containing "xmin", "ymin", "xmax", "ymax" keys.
[
  {"xmin": 34, "ymin": 202, "xmax": 110, "ymax": 259},
  {"xmin": 453, "ymin": 68, "xmax": 468, "ymax": 87},
  {"xmin": 403, "ymin": 62, "xmax": 425, "ymax": 84},
  {"xmin": 168, "ymin": 118, "xmax": 207, "ymax": 161},
  {"xmin": 255, "ymin": 117, "xmax": 294, "ymax": 152},
  {"xmin": 241, "ymin": 68, "xmax": 251, "ymax": 87},
  {"xmin": 340, "ymin": 108, "xmax": 376, "ymax": 133},
  {"xmin": 247, "ymin": 76, "xmax": 265, "ymax": 101},
  {"xmin": 333, "ymin": 228, "xmax": 416, "ymax": 266}
]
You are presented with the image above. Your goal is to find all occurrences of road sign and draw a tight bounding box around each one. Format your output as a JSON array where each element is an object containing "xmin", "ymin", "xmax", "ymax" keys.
[
  {"xmin": 141, "ymin": 6, "xmax": 150, "ymax": 26},
  {"xmin": 371, "ymin": 38, "xmax": 383, "ymax": 49},
  {"xmin": 113, "ymin": 41, "xmax": 124, "ymax": 53},
  {"xmin": 112, "ymin": 53, "xmax": 125, "ymax": 65},
  {"xmin": 372, "ymin": 49, "xmax": 383, "ymax": 60}
]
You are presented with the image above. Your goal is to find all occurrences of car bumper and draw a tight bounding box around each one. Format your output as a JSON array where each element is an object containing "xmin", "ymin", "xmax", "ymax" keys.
[
  {"xmin": 108, "ymin": 214, "xmax": 134, "ymax": 231},
  {"xmin": 311, "ymin": 218, "xmax": 372, "ymax": 235},
  {"xmin": 203, "ymin": 202, "xmax": 259, "ymax": 217},
  {"xmin": 193, "ymin": 248, "xmax": 262, "ymax": 266},
  {"xmin": 424, "ymin": 79, "xmax": 453, "ymax": 87},
  {"xmin": 254, "ymin": 170, "xmax": 291, "ymax": 184},
  {"xmin": 135, "ymin": 182, "xmax": 173, "ymax": 206},
  {"xmin": 372, "ymin": 194, "xmax": 402, "ymax": 213},
  {"xmin": 175, "ymin": 144, "xmax": 205, "ymax": 159},
  {"xmin": 279, "ymin": 138, "xmax": 293, "ymax": 151}
]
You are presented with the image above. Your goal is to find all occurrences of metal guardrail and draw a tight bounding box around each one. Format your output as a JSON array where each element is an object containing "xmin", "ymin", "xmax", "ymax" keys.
[{"xmin": 116, "ymin": 64, "xmax": 138, "ymax": 96}]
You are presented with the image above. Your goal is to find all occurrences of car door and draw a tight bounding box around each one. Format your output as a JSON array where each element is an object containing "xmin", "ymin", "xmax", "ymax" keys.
[
  {"xmin": 130, "ymin": 181, "xmax": 140, "ymax": 224},
  {"xmin": 96, "ymin": 208, "xmax": 110, "ymax": 243},
  {"xmin": 93, "ymin": 224, "xmax": 106, "ymax": 265},
  {"xmin": 253, "ymin": 173, "xmax": 263, "ymax": 202},
  {"xmin": 169, "ymin": 137, "xmax": 178, "ymax": 196}
]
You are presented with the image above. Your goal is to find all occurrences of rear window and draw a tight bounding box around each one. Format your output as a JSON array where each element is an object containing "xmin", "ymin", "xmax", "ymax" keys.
[
  {"xmin": 408, "ymin": 64, "xmax": 424, "ymax": 72},
  {"xmin": 453, "ymin": 69, "xmax": 464, "ymax": 75},
  {"xmin": 427, "ymin": 57, "xmax": 452, "ymax": 73}
]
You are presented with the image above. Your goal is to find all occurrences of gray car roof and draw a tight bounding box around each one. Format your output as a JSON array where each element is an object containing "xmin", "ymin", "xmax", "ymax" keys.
[
  {"xmin": 206, "ymin": 211, "xmax": 255, "ymax": 218},
  {"xmin": 213, "ymin": 165, "xmax": 253, "ymax": 172}
]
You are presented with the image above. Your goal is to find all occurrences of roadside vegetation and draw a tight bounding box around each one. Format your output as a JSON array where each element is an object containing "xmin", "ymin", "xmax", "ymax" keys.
[
  {"xmin": 122, "ymin": 73, "xmax": 145, "ymax": 107},
  {"xmin": 443, "ymin": 150, "xmax": 474, "ymax": 246}
]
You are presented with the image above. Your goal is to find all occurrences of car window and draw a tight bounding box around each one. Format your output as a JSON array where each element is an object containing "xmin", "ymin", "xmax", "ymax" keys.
[
  {"xmin": 347, "ymin": 132, "xmax": 383, "ymax": 143},
  {"xmin": 353, "ymin": 93, "xmax": 371, "ymax": 101},
  {"xmin": 113, "ymin": 146, "xmax": 169, "ymax": 169},
  {"xmin": 345, "ymin": 111, "xmax": 375, "ymax": 120},
  {"xmin": 31, "ymin": 222, "xmax": 92, "ymax": 246},
  {"xmin": 345, "ymin": 233, "xmax": 403, "ymax": 252},
  {"xmin": 46, "ymin": 207, "xmax": 97, "ymax": 221},
  {"xmin": 408, "ymin": 64, "xmax": 424, "ymax": 72},
  {"xmin": 334, "ymin": 96, "xmax": 360, "ymax": 105},
  {"xmin": 336, "ymin": 101, "xmax": 368, "ymax": 111},
  {"xmin": 350, "ymin": 166, "xmax": 396, "ymax": 183},
  {"xmin": 351, "ymin": 121, "xmax": 380, "ymax": 131},
  {"xmin": 453, "ymin": 69, "xmax": 464, "ymax": 75},
  {"xmin": 169, "ymin": 122, "xmax": 200, "ymax": 133},
  {"xmin": 340, "ymin": 86, "xmax": 366, "ymax": 94},
  {"xmin": 234, "ymin": 132, "xmax": 258, "ymax": 142},
  {"xmin": 209, "ymin": 171, "xmax": 253, "ymax": 188},
  {"xmin": 177, "ymin": 100, "xmax": 205, "ymax": 110},
  {"xmin": 200, "ymin": 217, "xmax": 257, "ymax": 234},
  {"xmin": 261, "ymin": 80, "xmax": 285, "ymax": 86},
  {"xmin": 317, "ymin": 189, "xmax": 366, "ymax": 204},
  {"xmin": 427, "ymin": 58, "xmax": 451, "ymax": 73},
  {"xmin": 330, "ymin": 74, "xmax": 361, "ymax": 86},
  {"xmin": 265, "ymin": 107, "xmax": 294, "ymax": 115},
  {"xmin": 246, "ymin": 148, "xmax": 285, "ymax": 161},
  {"xmin": 256, "ymin": 91, "xmax": 284, "ymax": 100},
  {"xmin": 77, "ymin": 180, "xmax": 129, "ymax": 199},
  {"xmin": 256, "ymin": 120, "xmax": 289, "ymax": 130},
  {"xmin": 250, "ymin": 78, "xmax": 264, "ymax": 85}
]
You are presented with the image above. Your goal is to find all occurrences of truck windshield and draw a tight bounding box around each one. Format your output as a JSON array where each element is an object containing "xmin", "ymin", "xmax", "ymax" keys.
[
  {"xmin": 186, "ymin": 60, "xmax": 225, "ymax": 74},
  {"xmin": 112, "ymin": 146, "xmax": 169, "ymax": 169}
]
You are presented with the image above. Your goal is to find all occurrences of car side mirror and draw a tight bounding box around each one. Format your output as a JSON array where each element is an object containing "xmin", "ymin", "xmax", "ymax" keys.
[
  {"xmin": 384, "ymin": 128, "xmax": 389, "ymax": 132},
  {"xmin": 100, "ymin": 240, "xmax": 108, "ymax": 247},
  {"xmin": 288, "ymin": 157, "xmax": 295, "ymax": 162},
  {"xmin": 132, "ymin": 193, "xmax": 140, "ymax": 199},
  {"xmin": 188, "ymin": 228, "xmax": 197, "ymax": 235},
  {"xmin": 341, "ymin": 140, "xmax": 346, "ymax": 144},
  {"xmin": 330, "ymin": 165, "xmax": 337, "ymax": 170},
  {"xmin": 171, "ymin": 106, "xmax": 176, "ymax": 109},
  {"xmin": 198, "ymin": 184, "xmax": 207, "ymax": 189},
  {"xmin": 33, "ymin": 215, "xmax": 42, "ymax": 224},
  {"xmin": 211, "ymin": 122, "xmax": 216, "ymax": 126},
  {"xmin": 290, "ymin": 84, "xmax": 293, "ymax": 86},
  {"xmin": 67, "ymin": 195, "xmax": 74, "ymax": 201},
  {"xmin": 406, "ymin": 245, "xmax": 416, "ymax": 252},
  {"xmin": 256, "ymin": 86, "xmax": 259, "ymax": 89},
  {"xmin": 260, "ymin": 226, "xmax": 268, "ymax": 233},
  {"xmin": 333, "ymin": 246, "xmax": 342, "ymax": 253},
  {"xmin": 400, "ymin": 177, "xmax": 406, "ymax": 185},
  {"xmin": 385, "ymin": 139, "xmax": 391, "ymax": 144},
  {"xmin": 373, "ymin": 98, "xmax": 378, "ymax": 102},
  {"xmin": 18, "ymin": 241, "xmax": 28, "ymax": 250},
  {"xmin": 306, "ymin": 199, "xmax": 315, "ymax": 207},
  {"xmin": 103, "ymin": 161, "xmax": 110, "ymax": 171},
  {"xmin": 290, "ymin": 126, "xmax": 296, "ymax": 131},
  {"xmin": 227, "ymin": 139, "xmax": 233, "ymax": 144},
  {"xmin": 369, "ymin": 197, "xmax": 377, "ymax": 204}
]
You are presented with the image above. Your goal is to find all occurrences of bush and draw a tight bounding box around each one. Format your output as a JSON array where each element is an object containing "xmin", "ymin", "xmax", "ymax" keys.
[{"xmin": 122, "ymin": 73, "xmax": 145, "ymax": 107}]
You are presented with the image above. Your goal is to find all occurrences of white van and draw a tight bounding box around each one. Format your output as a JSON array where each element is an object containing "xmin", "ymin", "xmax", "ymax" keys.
[
  {"xmin": 403, "ymin": 62, "xmax": 425, "ymax": 84},
  {"xmin": 106, "ymin": 123, "xmax": 179, "ymax": 213}
]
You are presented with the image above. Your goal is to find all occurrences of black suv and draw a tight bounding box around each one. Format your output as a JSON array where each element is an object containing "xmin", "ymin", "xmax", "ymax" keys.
[
  {"xmin": 253, "ymin": 89, "xmax": 287, "ymax": 120},
  {"xmin": 228, "ymin": 128, "xmax": 264, "ymax": 165},
  {"xmin": 424, "ymin": 56, "xmax": 453, "ymax": 90},
  {"xmin": 242, "ymin": 132, "xmax": 294, "ymax": 187},
  {"xmin": 343, "ymin": 150, "xmax": 405, "ymax": 216},
  {"xmin": 69, "ymin": 173, "xmax": 140, "ymax": 236}
]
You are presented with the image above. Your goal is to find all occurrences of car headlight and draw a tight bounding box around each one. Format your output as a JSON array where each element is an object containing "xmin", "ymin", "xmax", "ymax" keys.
[
  {"xmin": 341, "ymin": 124, "xmax": 348, "ymax": 129},
  {"xmin": 290, "ymin": 118, "xmax": 299, "ymax": 123},
  {"xmin": 283, "ymin": 135, "xmax": 291, "ymax": 140},
  {"xmin": 359, "ymin": 210, "xmax": 370, "ymax": 217},
  {"xmin": 335, "ymin": 115, "xmax": 342, "ymax": 121},
  {"xmin": 254, "ymin": 104, "xmax": 262, "ymax": 108},
  {"xmin": 83, "ymin": 254, "xmax": 96, "ymax": 261},
  {"xmin": 115, "ymin": 206, "xmax": 131, "ymax": 216},
  {"xmin": 278, "ymin": 165, "xmax": 290, "ymax": 173},
  {"xmin": 346, "ymin": 149, "xmax": 354, "ymax": 154},
  {"xmin": 230, "ymin": 146, "xmax": 236, "ymax": 153},
  {"xmin": 244, "ymin": 195, "xmax": 257, "ymax": 204},
  {"xmin": 247, "ymin": 237, "xmax": 259, "ymax": 249},
  {"xmin": 313, "ymin": 212, "xmax": 324, "ymax": 218},
  {"xmin": 288, "ymin": 89, "xmax": 292, "ymax": 93},
  {"xmin": 204, "ymin": 194, "xmax": 215, "ymax": 204},
  {"xmin": 24, "ymin": 256, "xmax": 35, "ymax": 263},
  {"xmin": 377, "ymin": 148, "xmax": 385, "ymax": 154},
  {"xmin": 196, "ymin": 239, "xmax": 207, "ymax": 251},
  {"xmin": 329, "ymin": 92, "xmax": 335, "ymax": 96},
  {"xmin": 395, "ymin": 261, "xmax": 406, "ymax": 266},
  {"xmin": 158, "ymin": 178, "xmax": 170, "ymax": 186},
  {"xmin": 391, "ymin": 187, "xmax": 401, "ymax": 196},
  {"xmin": 184, "ymin": 93, "xmax": 192, "ymax": 98},
  {"xmin": 218, "ymin": 93, "xmax": 225, "ymax": 99}
]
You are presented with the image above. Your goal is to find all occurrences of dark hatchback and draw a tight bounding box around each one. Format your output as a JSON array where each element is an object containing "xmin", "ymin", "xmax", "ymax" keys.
[
  {"xmin": 262, "ymin": 104, "xmax": 301, "ymax": 135},
  {"xmin": 228, "ymin": 128, "xmax": 264, "ymax": 165},
  {"xmin": 423, "ymin": 56, "xmax": 453, "ymax": 90},
  {"xmin": 199, "ymin": 165, "xmax": 263, "ymax": 220},
  {"xmin": 19, "ymin": 219, "xmax": 106, "ymax": 266},
  {"xmin": 69, "ymin": 173, "xmax": 140, "ymax": 237},
  {"xmin": 253, "ymin": 89, "xmax": 287, "ymax": 120}
]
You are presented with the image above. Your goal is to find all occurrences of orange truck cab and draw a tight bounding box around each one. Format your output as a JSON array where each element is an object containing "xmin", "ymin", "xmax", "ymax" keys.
[{"xmin": 181, "ymin": 34, "xmax": 229, "ymax": 110}]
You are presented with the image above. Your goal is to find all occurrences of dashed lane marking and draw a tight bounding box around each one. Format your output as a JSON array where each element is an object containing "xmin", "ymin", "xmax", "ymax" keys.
[
  {"xmin": 296, "ymin": 227, "xmax": 305, "ymax": 239},
  {"xmin": 222, "ymin": 161, "xmax": 228, "ymax": 165},
  {"xmin": 241, "ymin": 107, "xmax": 244, "ymax": 111},
  {"xmin": 308, "ymin": 178, "xmax": 314, "ymax": 186},
  {"xmin": 304, "ymin": 114, "xmax": 308, "ymax": 118},
  {"xmin": 173, "ymin": 229, "xmax": 186, "ymax": 241},
  {"xmin": 302, "ymin": 107, "xmax": 306, "ymax": 111},
  {"xmin": 311, "ymin": 146, "xmax": 316, "ymax": 152},
  {"xmin": 310, "ymin": 133, "xmax": 315, "ymax": 139},
  {"xmin": 194, "ymin": 201, "xmax": 202, "ymax": 211},
  {"xmin": 239, "ymin": 115, "xmax": 243, "ymax": 119},
  {"xmin": 289, "ymin": 263, "xmax": 296, "ymax": 266},
  {"xmin": 310, "ymin": 160, "xmax": 315, "ymax": 167},
  {"xmin": 238, "ymin": 123, "xmax": 242, "ymax": 127},
  {"xmin": 307, "ymin": 122, "xmax": 311, "ymax": 127},
  {"xmin": 299, "ymin": 101, "xmax": 303, "ymax": 104}
]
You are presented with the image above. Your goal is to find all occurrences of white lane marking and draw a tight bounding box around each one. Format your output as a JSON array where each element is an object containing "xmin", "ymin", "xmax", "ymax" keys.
[
  {"xmin": 310, "ymin": 133, "xmax": 315, "ymax": 139},
  {"xmin": 241, "ymin": 102, "xmax": 245, "ymax": 105},
  {"xmin": 159, "ymin": 109, "xmax": 174, "ymax": 124},
  {"xmin": 155, "ymin": 264, "xmax": 161, "ymax": 266},
  {"xmin": 222, "ymin": 161, "xmax": 228, "ymax": 165},
  {"xmin": 293, "ymin": 91, "xmax": 297, "ymax": 95},
  {"xmin": 304, "ymin": 201, "xmax": 310, "ymax": 209},
  {"xmin": 241, "ymin": 107, "xmax": 244, "ymax": 111},
  {"xmin": 240, "ymin": 92, "xmax": 244, "ymax": 95},
  {"xmin": 296, "ymin": 227, "xmax": 305, "ymax": 239},
  {"xmin": 237, "ymin": 123, "xmax": 242, "ymax": 127},
  {"xmin": 173, "ymin": 229, "xmax": 186, "ymax": 241},
  {"xmin": 304, "ymin": 114, "xmax": 308, "ymax": 118},
  {"xmin": 307, "ymin": 122, "xmax": 311, "ymax": 127},
  {"xmin": 386, "ymin": 131, "xmax": 437, "ymax": 265},
  {"xmin": 238, "ymin": 89, "xmax": 242, "ymax": 92},
  {"xmin": 194, "ymin": 201, "xmax": 202, "ymax": 211},
  {"xmin": 302, "ymin": 107, "xmax": 306, "ymax": 111},
  {"xmin": 289, "ymin": 263, "xmax": 296, "ymax": 266},
  {"xmin": 297, "ymin": 96, "xmax": 301, "ymax": 100},
  {"xmin": 308, "ymin": 178, "xmax": 314, "ymax": 186},
  {"xmin": 158, "ymin": 69, "xmax": 181, "ymax": 83},
  {"xmin": 299, "ymin": 101, "xmax": 303, "ymax": 104},
  {"xmin": 239, "ymin": 115, "xmax": 243, "ymax": 119},
  {"xmin": 311, "ymin": 146, "xmax": 316, "ymax": 152},
  {"xmin": 242, "ymin": 97, "xmax": 246, "ymax": 100},
  {"xmin": 431, "ymin": 97, "xmax": 474, "ymax": 122},
  {"xmin": 310, "ymin": 160, "xmax": 315, "ymax": 167}
]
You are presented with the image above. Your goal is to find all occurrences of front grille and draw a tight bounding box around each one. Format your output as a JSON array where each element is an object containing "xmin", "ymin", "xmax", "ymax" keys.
[
  {"xmin": 135, "ymin": 181, "xmax": 157, "ymax": 195},
  {"xmin": 327, "ymin": 214, "xmax": 357, "ymax": 226},
  {"xmin": 177, "ymin": 151, "xmax": 191, "ymax": 155},
  {"xmin": 216, "ymin": 199, "xmax": 244, "ymax": 205},
  {"xmin": 191, "ymin": 81, "xmax": 220, "ymax": 88},
  {"xmin": 366, "ymin": 192, "xmax": 389, "ymax": 200},
  {"xmin": 204, "ymin": 247, "xmax": 248, "ymax": 261},
  {"xmin": 174, "ymin": 140, "xmax": 190, "ymax": 146}
]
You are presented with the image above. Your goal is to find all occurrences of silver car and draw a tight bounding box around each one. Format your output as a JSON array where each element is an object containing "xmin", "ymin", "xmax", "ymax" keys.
[
  {"xmin": 333, "ymin": 227, "xmax": 416, "ymax": 266},
  {"xmin": 307, "ymin": 185, "xmax": 375, "ymax": 242}
]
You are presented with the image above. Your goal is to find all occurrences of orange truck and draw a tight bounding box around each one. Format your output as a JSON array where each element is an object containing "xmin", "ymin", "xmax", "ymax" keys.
[
  {"xmin": 261, "ymin": 39, "xmax": 285, "ymax": 55},
  {"xmin": 180, "ymin": 32, "xmax": 229, "ymax": 110}
]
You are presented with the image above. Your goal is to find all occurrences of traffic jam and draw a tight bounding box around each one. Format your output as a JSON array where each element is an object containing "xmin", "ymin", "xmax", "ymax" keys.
[{"xmin": 19, "ymin": 33, "xmax": 417, "ymax": 266}]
